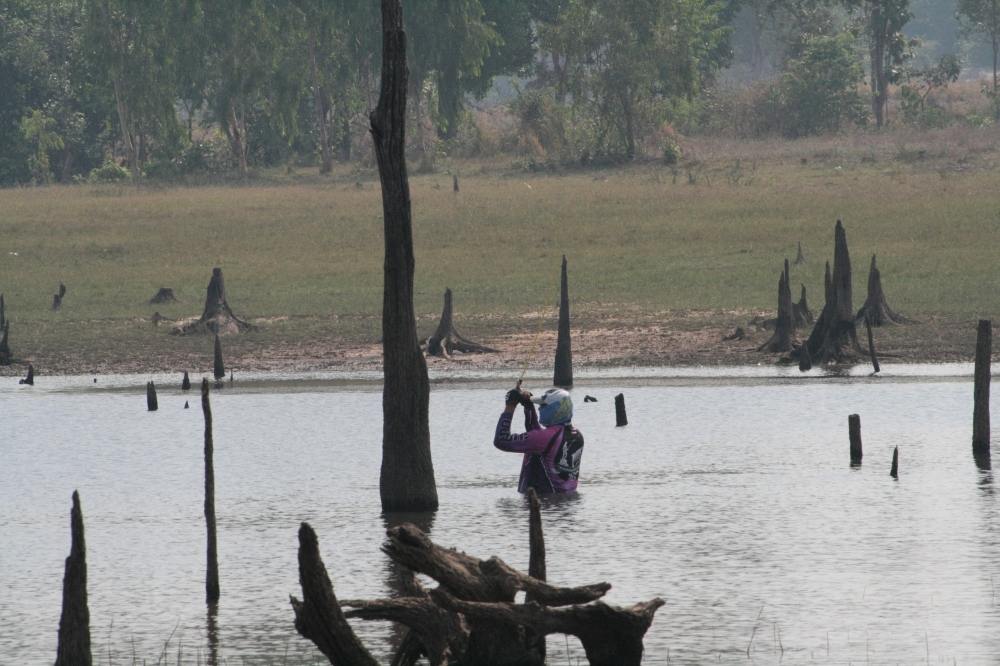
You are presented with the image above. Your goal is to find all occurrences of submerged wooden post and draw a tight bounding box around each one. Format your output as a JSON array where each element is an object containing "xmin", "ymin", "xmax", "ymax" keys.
[
  {"xmin": 890, "ymin": 447, "xmax": 899, "ymax": 478},
  {"xmin": 554, "ymin": 255, "xmax": 573, "ymax": 387},
  {"xmin": 213, "ymin": 334, "xmax": 225, "ymax": 382},
  {"xmin": 973, "ymin": 319, "xmax": 992, "ymax": 458},
  {"xmin": 146, "ymin": 381, "xmax": 158, "ymax": 411},
  {"xmin": 182, "ymin": 371, "xmax": 191, "ymax": 390},
  {"xmin": 849, "ymin": 414, "xmax": 862, "ymax": 465},
  {"xmin": 56, "ymin": 491, "xmax": 92, "ymax": 666},
  {"xmin": 202, "ymin": 379, "xmax": 220, "ymax": 604},
  {"xmin": 615, "ymin": 393, "xmax": 628, "ymax": 427},
  {"xmin": 526, "ymin": 488, "xmax": 546, "ymax": 661}
]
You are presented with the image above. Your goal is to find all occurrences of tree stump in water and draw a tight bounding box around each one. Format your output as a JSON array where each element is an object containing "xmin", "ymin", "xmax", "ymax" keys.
[
  {"xmin": 202, "ymin": 379, "xmax": 220, "ymax": 604},
  {"xmin": 554, "ymin": 255, "xmax": 573, "ymax": 387},
  {"xmin": 291, "ymin": 504, "xmax": 663, "ymax": 665},
  {"xmin": 856, "ymin": 254, "xmax": 909, "ymax": 326},
  {"xmin": 425, "ymin": 288, "xmax": 497, "ymax": 357},
  {"xmin": 19, "ymin": 363, "xmax": 34, "ymax": 385},
  {"xmin": 615, "ymin": 393, "xmax": 628, "ymax": 427},
  {"xmin": 796, "ymin": 220, "xmax": 866, "ymax": 365},
  {"xmin": 0, "ymin": 321, "xmax": 11, "ymax": 365},
  {"xmin": 146, "ymin": 381, "xmax": 158, "ymax": 411},
  {"xmin": 973, "ymin": 320, "xmax": 991, "ymax": 460},
  {"xmin": 149, "ymin": 287, "xmax": 177, "ymax": 304},
  {"xmin": 174, "ymin": 268, "xmax": 251, "ymax": 335},
  {"xmin": 182, "ymin": 371, "xmax": 191, "ymax": 390},
  {"xmin": 56, "ymin": 491, "xmax": 92, "ymax": 666},
  {"xmin": 890, "ymin": 446, "xmax": 899, "ymax": 478},
  {"xmin": 849, "ymin": 414, "xmax": 863, "ymax": 465},
  {"xmin": 758, "ymin": 259, "xmax": 794, "ymax": 353}
]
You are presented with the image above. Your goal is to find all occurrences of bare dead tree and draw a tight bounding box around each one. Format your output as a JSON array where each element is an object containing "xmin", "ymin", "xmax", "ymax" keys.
[
  {"xmin": 371, "ymin": 0, "xmax": 438, "ymax": 512},
  {"xmin": 793, "ymin": 284, "xmax": 813, "ymax": 327},
  {"xmin": 425, "ymin": 288, "xmax": 497, "ymax": 357},
  {"xmin": 202, "ymin": 379, "xmax": 220, "ymax": 604}
]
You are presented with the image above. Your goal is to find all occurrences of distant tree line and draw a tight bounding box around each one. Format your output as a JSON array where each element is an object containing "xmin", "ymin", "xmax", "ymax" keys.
[{"xmin": 1, "ymin": 0, "xmax": 998, "ymax": 185}]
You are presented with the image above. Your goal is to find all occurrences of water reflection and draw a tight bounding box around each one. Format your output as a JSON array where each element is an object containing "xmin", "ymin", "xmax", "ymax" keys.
[
  {"xmin": 206, "ymin": 603, "xmax": 219, "ymax": 666},
  {"xmin": 380, "ymin": 510, "xmax": 436, "ymax": 657},
  {"xmin": 975, "ymin": 451, "xmax": 992, "ymax": 472}
]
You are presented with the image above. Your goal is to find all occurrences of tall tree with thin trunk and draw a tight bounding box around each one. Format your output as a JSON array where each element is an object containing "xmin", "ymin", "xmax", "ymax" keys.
[
  {"xmin": 372, "ymin": 0, "xmax": 438, "ymax": 513},
  {"xmin": 846, "ymin": 0, "xmax": 913, "ymax": 127},
  {"xmin": 959, "ymin": 0, "xmax": 1000, "ymax": 120}
]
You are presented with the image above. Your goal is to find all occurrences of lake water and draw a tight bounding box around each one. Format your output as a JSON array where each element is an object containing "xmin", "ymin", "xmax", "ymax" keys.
[{"xmin": 1, "ymin": 365, "xmax": 998, "ymax": 665}]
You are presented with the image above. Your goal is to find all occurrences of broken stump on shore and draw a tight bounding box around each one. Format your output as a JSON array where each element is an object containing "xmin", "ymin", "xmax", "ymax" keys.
[
  {"xmin": 291, "ymin": 497, "xmax": 663, "ymax": 666},
  {"xmin": 0, "ymin": 321, "xmax": 11, "ymax": 365},
  {"xmin": 55, "ymin": 491, "xmax": 92, "ymax": 666},
  {"xmin": 856, "ymin": 255, "xmax": 910, "ymax": 326},
  {"xmin": 758, "ymin": 259, "xmax": 794, "ymax": 353},
  {"xmin": 425, "ymin": 288, "xmax": 497, "ymax": 357},
  {"xmin": 174, "ymin": 268, "xmax": 251, "ymax": 335},
  {"xmin": 149, "ymin": 287, "xmax": 177, "ymax": 304},
  {"xmin": 146, "ymin": 381, "xmax": 158, "ymax": 411},
  {"xmin": 52, "ymin": 282, "xmax": 66, "ymax": 311},
  {"xmin": 19, "ymin": 363, "xmax": 34, "ymax": 385},
  {"xmin": 182, "ymin": 371, "xmax": 191, "ymax": 391}
]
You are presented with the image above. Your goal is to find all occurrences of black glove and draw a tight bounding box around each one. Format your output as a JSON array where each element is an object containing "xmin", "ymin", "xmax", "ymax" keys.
[
  {"xmin": 519, "ymin": 391, "xmax": 533, "ymax": 407},
  {"xmin": 505, "ymin": 388, "xmax": 523, "ymax": 406}
]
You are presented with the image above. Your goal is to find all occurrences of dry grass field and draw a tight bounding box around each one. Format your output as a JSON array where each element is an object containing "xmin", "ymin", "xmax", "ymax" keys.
[{"xmin": 1, "ymin": 127, "xmax": 999, "ymax": 374}]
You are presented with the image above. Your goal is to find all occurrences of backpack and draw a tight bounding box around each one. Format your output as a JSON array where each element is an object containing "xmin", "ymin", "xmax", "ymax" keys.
[{"xmin": 551, "ymin": 426, "xmax": 584, "ymax": 481}]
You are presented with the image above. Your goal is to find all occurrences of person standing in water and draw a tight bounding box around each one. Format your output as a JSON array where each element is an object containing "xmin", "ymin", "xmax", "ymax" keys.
[{"xmin": 494, "ymin": 387, "xmax": 584, "ymax": 494}]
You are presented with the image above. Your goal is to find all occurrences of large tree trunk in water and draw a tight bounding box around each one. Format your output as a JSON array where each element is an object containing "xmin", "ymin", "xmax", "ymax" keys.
[
  {"xmin": 554, "ymin": 255, "xmax": 573, "ymax": 387},
  {"xmin": 56, "ymin": 491, "xmax": 92, "ymax": 666},
  {"xmin": 372, "ymin": 0, "xmax": 438, "ymax": 513},
  {"xmin": 425, "ymin": 288, "xmax": 497, "ymax": 357}
]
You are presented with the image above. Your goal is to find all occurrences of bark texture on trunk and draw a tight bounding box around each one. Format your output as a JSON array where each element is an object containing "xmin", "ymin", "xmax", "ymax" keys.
[
  {"xmin": 372, "ymin": 0, "xmax": 438, "ymax": 512},
  {"xmin": 213, "ymin": 334, "xmax": 226, "ymax": 381},
  {"xmin": 759, "ymin": 259, "xmax": 794, "ymax": 353},
  {"xmin": 56, "ymin": 491, "xmax": 92, "ymax": 666},
  {"xmin": 554, "ymin": 255, "xmax": 573, "ymax": 387}
]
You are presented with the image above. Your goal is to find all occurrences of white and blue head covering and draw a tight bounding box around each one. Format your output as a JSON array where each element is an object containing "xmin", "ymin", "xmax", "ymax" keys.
[{"xmin": 533, "ymin": 388, "xmax": 573, "ymax": 426}]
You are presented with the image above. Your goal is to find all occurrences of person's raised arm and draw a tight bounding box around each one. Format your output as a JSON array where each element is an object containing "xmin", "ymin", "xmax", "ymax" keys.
[{"xmin": 494, "ymin": 390, "xmax": 549, "ymax": 453}]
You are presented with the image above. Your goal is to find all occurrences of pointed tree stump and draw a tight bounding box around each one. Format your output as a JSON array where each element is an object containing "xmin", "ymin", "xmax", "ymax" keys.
[
  {"xmin": 793, "ymin": 284, "xmax": 813, "ymax": 327},
  {"xmin": 182, "ymin": 371, "xmax": 191, "ymax": 390},
  {"xmin": 890, "ymin": 446, "xmax": 899, "ymax": 478},
  {"xmin": 554, "ymin": 255, "xmax": 573, "ymax": 387},
  {"xmin": 372, "ymin": 0, "xmax": 438, "ymax": 512},
  {"xmin": 856, "ymin": 254, "xmax": 909, "ymax": 326},
  {"xmin": 175, "ymin": 268, "xmax": 252, "ymax": 335},
  {"xmin": 758, "ymin": 259, "xmax": 794, "ymax": 353},
  {"xmin": 56, "ymin": 491, "xmax": 92, "ymax": 666},
  {"xmin": 425, "ymin": 288, "xmax": 497, "ymax": 357},
  {"xmin": 798, "ymin": 220, "xmax": 866, "ymax": 365},
  {"xmin": 52, "ymin": 282, "xmax": 66, "ymax": 311},
  {"xmin": 19, "ymin": 363, "xmax": 34, "ymax": 385},
  {"xmin": 0, "ymin": 321, "xmax": 11, "ymax": 365},
  {"xmin": 0, "ymin": 293, "xmax": 5, "ymax": 329},
  {"xmin": 793, "ymin": 241, "xmax": 805, "ymax": 265}
]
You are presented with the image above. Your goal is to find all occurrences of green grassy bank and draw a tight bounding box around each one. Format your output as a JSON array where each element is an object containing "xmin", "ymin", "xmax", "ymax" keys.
[{"xmin": 1, "ymin": 141, "xmax": 999, "ymax": 372}]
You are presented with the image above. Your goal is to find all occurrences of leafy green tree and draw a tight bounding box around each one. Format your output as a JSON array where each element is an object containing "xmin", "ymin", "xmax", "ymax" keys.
[
  {"xmin": 845, "ymin": 0, "xmax": 914, "ymax": 127},
  {"xmin": 957, "ymin": 0, "xmax": 1000, "ymax": 118},
  {"xmin": 20, "ymin": 108, "xmax": 63, "ymax": 183},
  {"xmin": 538, "ymin": 0, "xmax": 731, "ymax": 159},
  {"xmin": 779, "ymin": 32, "xmax": 868, "ymax": 135}
]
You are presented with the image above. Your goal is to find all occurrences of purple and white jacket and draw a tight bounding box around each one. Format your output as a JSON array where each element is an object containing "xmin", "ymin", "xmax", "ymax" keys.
[{"xmin": 493, "ymin": 402, "xmax": 584, "ymax": 494}]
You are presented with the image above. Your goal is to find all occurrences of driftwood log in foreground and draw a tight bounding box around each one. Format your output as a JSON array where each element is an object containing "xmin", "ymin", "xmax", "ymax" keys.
[
  {"xmin": 56, "ymin": 491, "xmax": 92, "ymax": 666},
  {"xmin": 856, "ymin": 255, "xmax": 909, "ymax": 326},
  {"xmin": 174, "ymin": 268, "xmax": 251, "ymax": 335},
  {"xmin": 292, "ymin": 502, "xmax": 662, "ymax": 665},
  {"xmin": 425, "ymin": 288, "xmax": 497, "ymax": 357}
]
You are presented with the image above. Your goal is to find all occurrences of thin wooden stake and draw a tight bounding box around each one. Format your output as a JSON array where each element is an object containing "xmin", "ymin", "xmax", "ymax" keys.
[
  {"xmin": 890, "ymin": 446, "xmax": 899, "ymax": 478},
  {"xmin": 849, "ymin": 414, "xmax": 862, "ymax": 465},
  {"xmin": 973, "ymin": 319, "xmax": 992, "ymax": 458},
  {"xmin": 615, "ymin": 393, "xmax": 628, "ymax": 427},
  {"xmin": 146, "ymin": 381, "xmax": 158, "ymax": 411},
  {"xmin": 202, "ymin": 379, "xmax": 220, "ymax": 603}
]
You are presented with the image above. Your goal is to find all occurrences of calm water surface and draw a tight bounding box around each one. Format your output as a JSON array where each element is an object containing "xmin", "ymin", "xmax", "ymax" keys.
[{"xmin": 1, "ymin": 365, "xmax": 998, "ymax": 664}]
